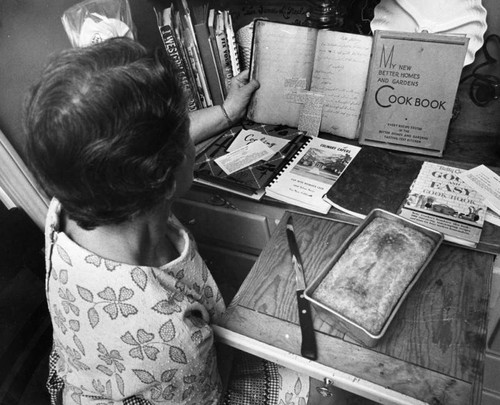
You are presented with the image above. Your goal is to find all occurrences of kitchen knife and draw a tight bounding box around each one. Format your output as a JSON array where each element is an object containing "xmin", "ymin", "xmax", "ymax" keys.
[{"xmin": 286, "ymin": 215, "xmax": 317, "ymax": 360}]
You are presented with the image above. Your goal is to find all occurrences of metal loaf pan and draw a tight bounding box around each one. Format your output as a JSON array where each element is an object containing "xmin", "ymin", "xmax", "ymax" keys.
[{"xmin": 304, "ymin": 209, "xmax": 443, "ymax": 347}]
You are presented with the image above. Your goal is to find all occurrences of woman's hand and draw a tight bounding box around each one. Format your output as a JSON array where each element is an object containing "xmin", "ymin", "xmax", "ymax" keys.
[
  {"xmin": 188, "ymin": 70, "xmax": 259, "ymax": 144},
  {"xmin": 222, "ymin": 69, "xmax": 260, "ymax": 123}
]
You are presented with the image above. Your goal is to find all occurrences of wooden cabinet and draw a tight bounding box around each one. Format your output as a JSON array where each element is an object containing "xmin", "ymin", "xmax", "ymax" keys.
[
  {"xmin": 483, "ymin": 270, "xmax": 500, "ymax": 404},
  {"xmin": 172, "ymin": 187, "xmax": 283, "ymax": 301},
  {"xmin": 174, "ymin": 184, "xmax": 500, "ymax": 404}
]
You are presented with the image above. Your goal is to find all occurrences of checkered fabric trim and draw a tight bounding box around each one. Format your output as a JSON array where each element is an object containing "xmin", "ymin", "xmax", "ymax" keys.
[
  {"xmin": 47, "ymin": 349, "xmax": 151, "ymax": 405},
  {"xmin": 123, "ymin": 396, "xmax": 152, "ymax": 405},
  {"xmin": 47, "ymin": 350, "xmax": 64, "ymax": 405},
  {"xmin": 223, "ymin": 352, "xmax": 279, "ymax": 405}
]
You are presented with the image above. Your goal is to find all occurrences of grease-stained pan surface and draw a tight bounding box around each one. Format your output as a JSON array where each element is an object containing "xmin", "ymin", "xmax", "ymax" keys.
[{"xmin": 304, "ymin": 209, "xmax": 444, "ymax": 347}]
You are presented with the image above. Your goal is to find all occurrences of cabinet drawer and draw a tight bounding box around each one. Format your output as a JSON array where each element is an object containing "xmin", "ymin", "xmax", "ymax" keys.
[
  {"xmin": 173, "ymin": 199, "xmax": 271, "ymax": 254},
  {"xmin": 198, "ymin": 243, "xmax": 257, "ymax": 303},
  {"xmin": 487, "ymin": 270, "xmax": 500, "ymax": 353},
  {"xmin": 484, "ymin": 267, "xmax": 500, "ymax": 398},
  {"xmin": 482, "ymin": 389, "xmax": 500, "ymax": 405},
  {"xmin": 484, "ymin": 352, "xmax": 500, "ymax": 394}
]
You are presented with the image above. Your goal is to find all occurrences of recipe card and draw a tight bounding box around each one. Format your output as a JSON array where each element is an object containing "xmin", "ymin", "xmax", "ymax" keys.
[
  {"xmin": 227, "ymin": 129, "xmax": 290, "ymax": 154},
  {"xmin": 215, "ymin": 140, "xmax": 275, "ymax": 175}
]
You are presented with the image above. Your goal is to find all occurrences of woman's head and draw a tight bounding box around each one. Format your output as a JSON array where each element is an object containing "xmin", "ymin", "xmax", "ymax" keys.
[{"xmin": 24, "ymin": 37, "xmax": 190, "ymax": 230}]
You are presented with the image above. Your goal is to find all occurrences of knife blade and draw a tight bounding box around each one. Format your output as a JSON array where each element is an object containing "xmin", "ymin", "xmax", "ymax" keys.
[{"xmin": 286, "ymin": 215, "xmax": 317, "ymax": 360}]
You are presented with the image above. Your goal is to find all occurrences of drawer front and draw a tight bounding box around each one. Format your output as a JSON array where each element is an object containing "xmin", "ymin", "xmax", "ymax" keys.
[
  {"xmin": 487, "ymin": 270, "xmax": 500, "ymax": 353},
  {"xmin": 198, "ymin": 243, "xmax": 257, "ymax": 303},
  {"xmin": 484, "ymin": 267, "xmax": 500, "ymax": 398},
  {"xmin": 484, "ymin": 352, "xmax": 500, "ymax": 393},
  {"xmin": 482, "ymin": 389, "xmax": 500, "ymax": 405},
  {"xmin": 173, "ymin": 199, "xmax": 271, "ymax": 254}
]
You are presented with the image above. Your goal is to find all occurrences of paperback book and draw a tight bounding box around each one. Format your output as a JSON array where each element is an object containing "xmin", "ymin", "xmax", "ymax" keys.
[
  {"xmin": 323, "ymin": 146, "xmax": 423, "ymax": 218},
  {"xmin": 265, "ymin": 137, "xmax": 361, "ymax": 214},
  {"xmin": 398, "ymin": 161, "xmax": 487, "ymax": 248},
  {"xmin": 247, "ymin": 20, "xmax": 468, "ymax": 156}
]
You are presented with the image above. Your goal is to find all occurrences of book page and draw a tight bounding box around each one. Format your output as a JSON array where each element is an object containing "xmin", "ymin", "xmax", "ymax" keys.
[
  {"xmin": 247, "ymin": 21, "xmax": 318, "ymax": 127},
  {"xmin": 310, "ymin": 31, "xmax": 372, "ymax": 139},
  {"xmin": 460, "ymin": 165, "xmax": 500, "ymax": 217}
]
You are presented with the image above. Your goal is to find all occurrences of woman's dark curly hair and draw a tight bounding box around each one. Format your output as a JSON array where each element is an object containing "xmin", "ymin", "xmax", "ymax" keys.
[{"xmin": 24, "ymin": 37, "xmax": 190, "ymax": 230}]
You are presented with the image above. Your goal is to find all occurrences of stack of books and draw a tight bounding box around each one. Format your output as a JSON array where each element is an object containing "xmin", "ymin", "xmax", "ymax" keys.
[{"xmin": 155, "ymin": 0, "xmax": 241, "ymax": 110}]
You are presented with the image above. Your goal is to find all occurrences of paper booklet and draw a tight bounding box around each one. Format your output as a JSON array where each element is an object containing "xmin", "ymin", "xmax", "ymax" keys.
[
  {"xmin": 398, "ymin": 161, "xmax": 487, "ymax": 248},
  {"xmin": 247, "ymin": 20, "xmax": 468, "ymax": 156},
  {"xmin": 265, "ymin": 137, "xmax": 361, "ymax": 214},
  {"xmin": 193, "ymin": 124, "xmax": 309, "ymax": 200},
  {"xmin": 460, "ymin": 165, "xmax": 500, "ymax": 227},
  {"xmin": 323, "ymin": 146, "xmax": 423, "ymax": 219}
]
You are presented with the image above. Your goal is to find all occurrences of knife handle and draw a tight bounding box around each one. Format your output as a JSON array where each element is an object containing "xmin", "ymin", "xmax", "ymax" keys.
[{"xmin": 297, "ymin": 290, "xmax": 317, "ymax": 360}]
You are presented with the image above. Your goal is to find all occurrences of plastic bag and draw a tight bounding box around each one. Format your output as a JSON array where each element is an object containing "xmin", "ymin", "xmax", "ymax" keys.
[{"xmin": 61, "ymin": 0, "xmax": 136, "ymax": 48}]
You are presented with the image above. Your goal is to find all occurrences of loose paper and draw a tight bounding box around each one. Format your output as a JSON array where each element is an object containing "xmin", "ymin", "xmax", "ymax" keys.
[
  {"xmin": 460, "ymin": 165, "xmax": 500, "ymax": 217},
  {"xmin": 215, "ymin": 140, "xmax": 275, "ymax": 175},
  {"xmin": 227, "ymin": 129, "xmax": 290, "ymax": 154},
  {"xmin": 285, "ymin": 86, "xmax": 325, "ymax": 137},
  {"xmin": 298, "ymin": 92, "xmax": 325, "ymax": 137}
]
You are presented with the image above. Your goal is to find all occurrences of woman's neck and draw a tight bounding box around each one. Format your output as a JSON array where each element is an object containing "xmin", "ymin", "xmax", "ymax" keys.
[{"xmin": 63, "ymin": 204, "xmax": 179, "ymax": 267}]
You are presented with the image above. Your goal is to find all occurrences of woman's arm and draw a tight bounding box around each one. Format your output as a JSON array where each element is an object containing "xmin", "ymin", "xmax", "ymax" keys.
[{"xmin": 189, "ymin": 70, "xmax": 259, "ymax": 145}]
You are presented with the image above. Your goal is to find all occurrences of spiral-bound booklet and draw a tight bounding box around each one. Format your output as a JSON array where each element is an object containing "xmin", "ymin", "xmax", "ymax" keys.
[{"xmin": 265, "ymin": 137, "xmax": 361, "ymax": 213}]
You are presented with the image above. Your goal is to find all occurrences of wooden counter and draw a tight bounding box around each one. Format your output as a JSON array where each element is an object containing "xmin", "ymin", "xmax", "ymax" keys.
[{"xmin": 217, "ymin": 211, "xmax": 494, "ymax": 405}]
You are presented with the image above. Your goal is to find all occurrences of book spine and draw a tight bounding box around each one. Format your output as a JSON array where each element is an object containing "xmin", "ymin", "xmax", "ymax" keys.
[
  {"xmin": 208, "ymin": 9, "xmax": 228, "ymax": 98},
  {"xmin": 158, "ymin": 24, "xmax": 199, "ymax": 111},
  {"xmin": 169, "ymin": 6, "xmax": 205, "ymax": 109},
  {"xmin": 215, "ymin": 14, "xmax": 234, "ymax": 93},
  {"xmin": 193, "ymin": 22, "xmax": 225, "ymax": 105},
  {"xmin": 176, "ymin": 0, "xmax": 213, "ymax": 107},
  {"xmin": 224, "ymin": 10, "xmax": 241, "ymax": 77}
]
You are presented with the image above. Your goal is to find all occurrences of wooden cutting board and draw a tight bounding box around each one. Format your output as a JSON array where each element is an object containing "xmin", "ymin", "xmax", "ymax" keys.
[{"xmin": 221, "ymin": 211, "xmax": 493, "ymax": 404}]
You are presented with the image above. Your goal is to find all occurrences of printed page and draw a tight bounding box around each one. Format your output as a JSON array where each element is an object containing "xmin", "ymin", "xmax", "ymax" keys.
[
  {"xmin": 310, "ymin": 31, "xmax": 372, "ymax": 139},
  {"xmin": 358, "ymin": 31, "xmax": 468, "ymax": 156},
  {"xmin": 247, "ymin": 21, "xmax": 318, "ymax": 127},
  {"xmin": 460, "ymin": 165, "xmax": 500, "ymax": 217}
]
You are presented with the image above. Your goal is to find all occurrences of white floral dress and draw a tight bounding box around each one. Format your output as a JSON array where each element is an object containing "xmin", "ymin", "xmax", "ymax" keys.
[{"xmin": 45, "ymin": 198, "xmax": 226, "ymax": 405}]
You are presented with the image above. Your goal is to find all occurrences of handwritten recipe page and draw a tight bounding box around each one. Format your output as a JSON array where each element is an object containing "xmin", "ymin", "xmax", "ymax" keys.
[{"xmin": 310, "ymin": 31, "xmax": 372, "ymax": 138}]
